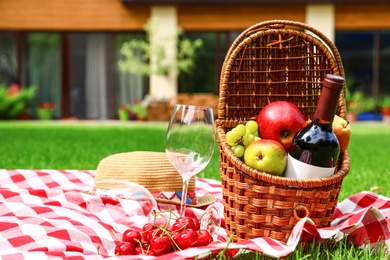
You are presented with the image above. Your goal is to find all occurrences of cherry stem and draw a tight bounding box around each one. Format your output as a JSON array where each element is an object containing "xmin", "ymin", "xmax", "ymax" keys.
[
  {"xmin": 164, "ymin": 229, "xmax": 182, "ymax": 251},
  {"xmin": 153, "ymin": 209, "xmax": 173, "ymax": 230},
  {"xmin": 111, "ymin": 229, "xmax": 122, "ymax": 242},
  {"xmin": 174, "ymin": 222, "xmax": 189, "ymax": 232}
]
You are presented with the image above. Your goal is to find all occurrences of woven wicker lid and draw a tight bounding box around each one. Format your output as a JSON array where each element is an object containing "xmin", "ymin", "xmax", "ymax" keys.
[{"xmin": 95, "ymin": 151, "xmax": 215, "ymax": 207}]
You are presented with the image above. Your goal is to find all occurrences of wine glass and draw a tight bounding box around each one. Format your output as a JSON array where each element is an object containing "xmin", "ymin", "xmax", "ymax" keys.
[
  {"xmin": 200, "ymin": 204, "xmax": 221, "ymax": 239},
  {"xmin": 165, "ymin": 104, "xmax": 215, "ymax": 217},
  {"xmin": 86, "ymin": 180, "xmax": 158, "ymax": 227}
]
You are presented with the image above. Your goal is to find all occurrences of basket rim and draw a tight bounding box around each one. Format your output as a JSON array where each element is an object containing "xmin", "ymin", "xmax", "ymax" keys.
[
  {"xmin": 216, "ymin": 19, "xmax": 350, "ymax": 188},
  {"xmin": 217, "ymin": 126, "xmax": 350, "ymax": 188}
]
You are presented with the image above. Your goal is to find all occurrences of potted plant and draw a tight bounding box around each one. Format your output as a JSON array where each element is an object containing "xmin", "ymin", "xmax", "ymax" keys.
[
  {"xmin": 346, "ymin": 90, "xmax": 364, "ymax": 121},
  {"xmin": 380, "ymin": 95, "xmax": 390, "ymax": 122},
  {"xmin": 380, "ymin": 96, "xmax": 390, "ymax": 114},
  {"xmin": 118, "ymin": 104, "xmax": 130, "ymax": 121},
  {"xmin": 346, "ymin": 90, "xmax": 377, "ymax": 121},
  {"xmin": 37, "ymin": 101, "xmax": 55, "ymax": 120},
  {"xmin": 131, "ymin": 103, "xmax": 147, "ymax": 121},
  {"xmin": 141, "ymin": 94, "xmax": 171, "ymax": 121}
]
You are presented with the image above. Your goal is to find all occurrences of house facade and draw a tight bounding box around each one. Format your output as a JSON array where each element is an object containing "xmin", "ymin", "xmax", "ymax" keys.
[{"xmin": 0, "ymin": 0, "xmax": 389, "ymax": 119}]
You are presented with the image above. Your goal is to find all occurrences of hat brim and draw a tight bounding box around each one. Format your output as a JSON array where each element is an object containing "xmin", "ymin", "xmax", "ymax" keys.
[{"xmin": 155, "ymin": 194, "xmax": 216, "ymax": 208}]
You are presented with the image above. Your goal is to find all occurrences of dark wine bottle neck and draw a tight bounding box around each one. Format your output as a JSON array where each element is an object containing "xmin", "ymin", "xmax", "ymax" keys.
[
  {"xmin": 314, "ymin": 74, "xmax": 345, "ymax": 123},
  {"xmin": 312, "ymin": 117, "xmax": 333, "ymax": 125}
]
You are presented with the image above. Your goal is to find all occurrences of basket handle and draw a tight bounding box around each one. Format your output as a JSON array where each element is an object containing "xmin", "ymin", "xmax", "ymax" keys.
[
  {"xmin": 218, "ymin": 19, "xmax": 348, "ymax": 122},
  {"xmin": 222, "ymin": 20, "xmax": 345, "ymax": 80}
]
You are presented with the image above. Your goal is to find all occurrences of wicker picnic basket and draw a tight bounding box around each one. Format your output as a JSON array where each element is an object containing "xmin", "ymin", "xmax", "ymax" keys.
[{"xmin": 216, "ymin": 20, "xmax": 351, "ymax": 242}]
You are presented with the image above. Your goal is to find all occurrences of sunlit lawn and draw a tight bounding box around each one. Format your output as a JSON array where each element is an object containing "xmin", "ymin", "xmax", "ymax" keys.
[
  {"xmin": 1, "ymin": 120, "xmax": 389, "ymax": 201},
  {"xmin": 0, "ymin": 120, "xmax": 389, "ymax": 259}
]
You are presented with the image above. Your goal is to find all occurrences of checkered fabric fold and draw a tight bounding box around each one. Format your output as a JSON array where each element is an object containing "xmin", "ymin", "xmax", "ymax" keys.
[{"xmin": 0, "ymin": 169, "xmax": 388, "ymax": 259}]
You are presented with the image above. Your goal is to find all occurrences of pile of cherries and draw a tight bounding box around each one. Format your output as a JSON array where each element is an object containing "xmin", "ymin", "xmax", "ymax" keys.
[{"xmin": 114, "ymin": 214, "xmax": 215, "ymax": 256}]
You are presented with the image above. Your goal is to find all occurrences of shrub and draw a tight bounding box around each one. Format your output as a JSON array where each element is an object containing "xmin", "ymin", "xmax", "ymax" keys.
[{"xmin": 0, "ymin": 83, "xmax": 37, "ymax": 119}]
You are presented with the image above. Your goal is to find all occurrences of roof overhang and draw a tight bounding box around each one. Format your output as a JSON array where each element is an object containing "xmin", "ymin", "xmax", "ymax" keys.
[{"xmin": 122, "ymin": 0, "xmax": 387, "ymax": 5}]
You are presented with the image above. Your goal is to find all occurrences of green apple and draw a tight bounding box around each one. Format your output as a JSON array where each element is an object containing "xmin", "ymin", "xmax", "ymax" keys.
[{"xmin": 244, "ymin": 139, "xmax": 287, "ymax": 175}]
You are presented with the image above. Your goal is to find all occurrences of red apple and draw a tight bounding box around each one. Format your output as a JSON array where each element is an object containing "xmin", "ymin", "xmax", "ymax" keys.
[
  {"xmin": 332, "ymin": 115, "xmax": 351, "ymax": 153},
  {"xmin": 257, "ymin": 101, "xmax": 306, "ymax": 151},
  {"xmin": 244, "ymin": 139, "xmax": 287, "ymax": 175}
]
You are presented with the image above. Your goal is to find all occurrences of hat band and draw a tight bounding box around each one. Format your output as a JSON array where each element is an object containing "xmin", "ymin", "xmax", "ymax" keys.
[{"xmin": 153, "ymin": 190, "xmax": 197, "ymax": 205}]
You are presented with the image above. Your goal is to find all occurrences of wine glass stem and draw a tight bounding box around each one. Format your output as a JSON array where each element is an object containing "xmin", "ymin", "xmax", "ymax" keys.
[{"xmin": 179, "ymin": 178, "xmax": 190, "ymax": 218}]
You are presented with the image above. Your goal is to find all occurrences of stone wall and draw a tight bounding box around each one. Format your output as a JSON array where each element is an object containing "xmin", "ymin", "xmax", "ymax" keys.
[{"xmin": 147, "ymin": 93, "xmax": 219, "ymax": 121}]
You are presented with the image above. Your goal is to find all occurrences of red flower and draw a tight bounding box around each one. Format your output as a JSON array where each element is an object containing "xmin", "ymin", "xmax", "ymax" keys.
[{"xmin": 39, "ymin": 102, "xmax": 55, "ymax": 109}]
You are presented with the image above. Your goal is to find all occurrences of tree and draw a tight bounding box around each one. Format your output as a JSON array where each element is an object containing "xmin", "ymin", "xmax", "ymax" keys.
[{"xmin": 118, "ymin": 20, "xmax": 203, "ymax": 77}]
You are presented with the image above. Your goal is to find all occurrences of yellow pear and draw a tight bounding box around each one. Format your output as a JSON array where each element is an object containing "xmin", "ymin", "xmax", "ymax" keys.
[{"xmin": 332, "ymin": 115, "xmax": 351, "ymax": 153}]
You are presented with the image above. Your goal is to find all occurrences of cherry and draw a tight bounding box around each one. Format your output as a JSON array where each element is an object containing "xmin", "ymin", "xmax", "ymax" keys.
[
  {"xmin": 171, "ymin": 217, "xmax": 195, "ymax": 231},
  {"xmin": 173, "ymin": 229, "xmax": 198, "ymax": 250},
  {"xmin": 192, "ymin": 218, "xmax": 200, "ymax": 231},
  {"xmin": 224, "ymin": 248, "xmax": 241, "ymax": 258},
  {"xmin": 114, "ymin": 241, "xmax": 136, "ymax": 255},
  {"xmin": 147, "ymin": 228, "xmax": 164, "ymax": 241},
  {"xmin": 196, "ymin": 230, "xmax": 213, "ymax": 247},
  {"xmin": 142, "ymin": 223, "xmax": 157, "ymax": 232},
  {"xmin": 154, "ymin": 216, "xmax": 170, "ymax": 229},
  {"xmin": 141, "ymin": 223, "xmax": 158, "ymax": 242},
  {"xmin": 170, "ymin": 231, "xmax": 181, "ymax": 248},
  {"xmin": 145, "ymin": 250, "xmax": 156, "ymax": 256},
  {"xmin": 115, "ymin": 213, "xmax": 215, "ymax": 256},
  {"xmin": 122, "ymin": 229, "xmax": 141, "ymax": 245},
  {"xmin": 135, "ymin": 245, "xmax": 144, "ymax": 255},
  {"xmin": 150, "ymin": 236, "xmax": 172, "ymax": 256}
]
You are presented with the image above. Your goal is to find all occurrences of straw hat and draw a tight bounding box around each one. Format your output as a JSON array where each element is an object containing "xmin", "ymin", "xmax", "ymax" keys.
[{"xmin": 95, "ymin": 151, "xmax": 215, "ymax": 208}]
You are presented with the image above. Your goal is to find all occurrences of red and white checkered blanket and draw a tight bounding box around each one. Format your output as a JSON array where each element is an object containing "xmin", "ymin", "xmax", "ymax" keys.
[{"xmin": 0, "ymin": 169, "xmax": 389, "ymax": 259}]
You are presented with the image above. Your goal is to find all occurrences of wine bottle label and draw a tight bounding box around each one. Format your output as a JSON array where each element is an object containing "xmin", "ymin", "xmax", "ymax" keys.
[
  {"xmin": 285, "ymin": 154, "xmax": 336, "ymax": 179},
  {"xmin": 299, "ymin": 150, "xmax": 312, "ymax": 164}
]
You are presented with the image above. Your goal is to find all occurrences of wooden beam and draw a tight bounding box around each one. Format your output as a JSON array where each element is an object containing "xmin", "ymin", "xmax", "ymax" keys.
[
  {"xmin": 0, "ymin": 0, "xmax": 150, "ymax": 31},
  {"xmin": 177, "ymin": 4, "xmax": 306, "ymax": 31},
  {"xmin": 1, "ymin": 1, "xmax": 389, "ymax": 32},
  {"xmin": 123, "ymin": 0, "xmax": 388, "ymax": 4},
  {"xmin": 335, "ymin": 3, "xmax": 390, "ymax": 30}
]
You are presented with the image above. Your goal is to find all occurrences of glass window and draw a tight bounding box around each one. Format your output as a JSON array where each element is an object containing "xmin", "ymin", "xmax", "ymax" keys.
[
  {"xmin": 380, "ymin": 31, "xmax": 390, "ymax": 96},
  {"xmin": 70, "ymin": 33, "xmax": 87, "ymax": 118},
  {"xmin": 70, "ymin": 33, "xmax": 113, "ymax": 119},
  {"xmin": 114, "ymin": 33, "xmax": 147, "ymax": 110},
  {"xmin": 336, "ymin": 32, "xmax": 374, "ymax": 95},
  {"xmin": 178, "ymin": 31, "xmax": 242, "ymax": 95},
  {"xmin": 22, "ymin": 33, "xmax": 61, "ymax": 118},
  {"xmin": 179, "ymin": 32, "xmax": 219, "ymax": 94},
  {"xmin": 0, "ymin": 32, "xmax": 18, "ymax": 85},
  {"xmin": 70, "ymin": 32, "xmax": 148, "ymax": 119}
]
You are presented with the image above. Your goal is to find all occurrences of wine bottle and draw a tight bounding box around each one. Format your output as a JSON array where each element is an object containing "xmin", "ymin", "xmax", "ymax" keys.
[{"xmin": 285, "ymin": 74, "xmax": 345, "ymax": 179}]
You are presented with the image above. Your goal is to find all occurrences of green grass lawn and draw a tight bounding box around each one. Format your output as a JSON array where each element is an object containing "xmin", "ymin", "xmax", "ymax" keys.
[
  {"xmin": 339, "ymin": 122, "xmax": 390, "ymax": 200},
  {"xmin": 0, "ymin": 120, "xmax": 389, "ymax": 259},
  {"xmin": 0, "ymin": 120, "xmax": 221, "ymax": 180},
  {"xmin": 1, "ymin": 120, "xmax": 389, "ymax": 201}
]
